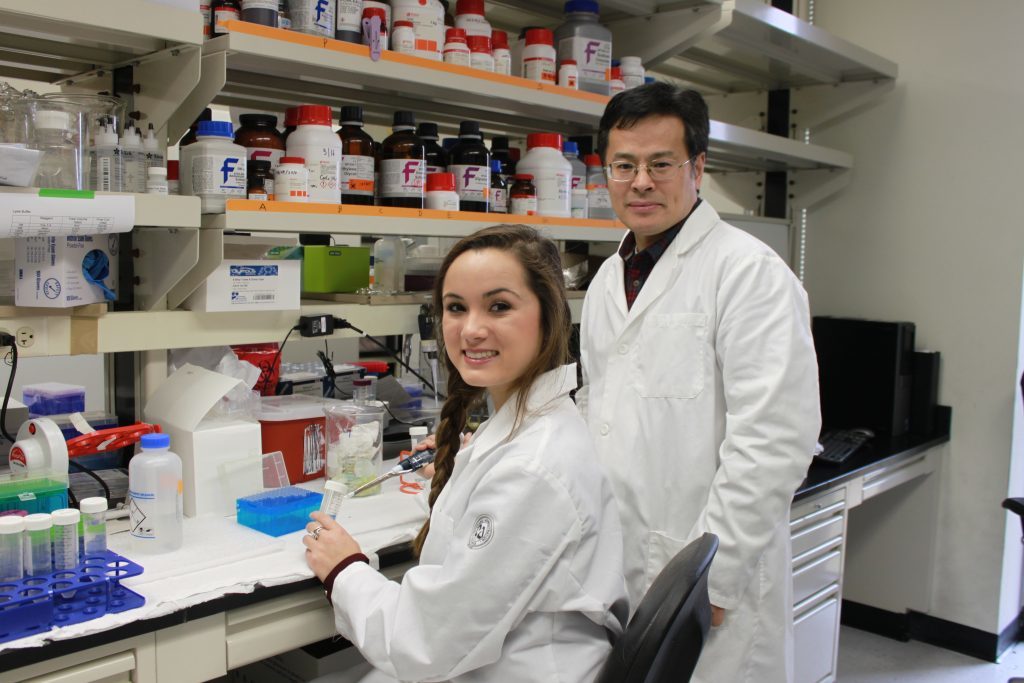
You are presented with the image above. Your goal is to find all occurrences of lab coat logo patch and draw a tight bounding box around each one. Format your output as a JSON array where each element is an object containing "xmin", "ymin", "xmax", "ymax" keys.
[{"xmin": 469, "ymin": 514, "xmax": 494, "ymax": 549}]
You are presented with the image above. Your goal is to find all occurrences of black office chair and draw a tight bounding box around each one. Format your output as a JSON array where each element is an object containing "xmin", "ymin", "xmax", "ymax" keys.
[{"xmin": 596, "ymin": 533, "xmax": 719, "ymax": 683}]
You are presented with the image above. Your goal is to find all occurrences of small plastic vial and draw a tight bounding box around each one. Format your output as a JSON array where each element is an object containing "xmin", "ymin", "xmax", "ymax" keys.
[
  {"xmin": 146, "ymin": 167, "xmax": 168, "ymax": 195},
  {"xmin": 320, "ymin": 480, "xmax": 349, "ymax": 518},
  {"xmin": 0, "ymin": 516, "xmax": 25, "ymax": 582},
  {"xmin": 51, "ymin": 508, "xmax": 81, "ymax": 571},
  {"xmin": 23, "ymin": 513, "xmax": 53, "ymax": 577},
  {"xmin": 409, "ymin": 425, "xmax": 428, "ymax": 451},
  {"xmin": 79, "ymin": 497, "xmax": 108, "ymax": 557},
  {"xmin": 392, "ymin": 20, "xmax": 416, "ymax": 54},
  {"xmin": 558, "ymin": 59, "xmax": 579, "ymax": 89},
  {"xmin": 353, "ymin": 378, "xmax": 373, "ymax": 404},
  {"xmin": 275, "ymin": 156, "xmax": 309, "ymax": 202},
  {"xmin": 509, "ymin": 174, "xmax": 538, "ymax": 215}
]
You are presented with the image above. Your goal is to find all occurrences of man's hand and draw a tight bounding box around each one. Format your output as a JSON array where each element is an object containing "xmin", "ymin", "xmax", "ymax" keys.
[{"xmin": 711, "ymin": 605, "xmax": 725, "ymax": 627}]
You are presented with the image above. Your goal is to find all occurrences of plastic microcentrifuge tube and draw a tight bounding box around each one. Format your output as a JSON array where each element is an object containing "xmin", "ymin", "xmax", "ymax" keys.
[
  {"xmin": 0, "ymin": 516, "xmax": 25, "ymax": 581},
  {"xmin": 79, "ymin": 497, "xmax": 108, "ymax": 556},
  {"xmin": 23, "ymin": 513, "xmax": 53, "ymax": 577},
  {"xmin": 320, "ymin": 480, "xmax": 349, "ymax": 518},
  {"xmin": 50, "ymin": 508, "xmax": 81, "ymax": 571}
]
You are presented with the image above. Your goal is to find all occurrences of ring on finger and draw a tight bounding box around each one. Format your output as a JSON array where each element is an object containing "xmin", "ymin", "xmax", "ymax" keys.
[{"xmin": 309, "ymin": 525, "xmax": 324, "ymax": 541}]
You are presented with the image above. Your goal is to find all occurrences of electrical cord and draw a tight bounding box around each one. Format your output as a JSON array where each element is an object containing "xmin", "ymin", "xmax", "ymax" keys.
[
  {"xmin": 333, "ymin": 318, "xmax": 446, "ymax": 399},
  {"xmin": 270, "ymin": 325, "xmax": 300, "ymax": 396},
  {"xmin": 1, "ymin": 335, "xmax": 18, "ymax": 444},
  {"xmin": 69, "ymin": 459, "xmax": 112, "ymax": 501},
  {"xmin": 317, "ymin": 349, "xmax": 425, "ymax": 427}
]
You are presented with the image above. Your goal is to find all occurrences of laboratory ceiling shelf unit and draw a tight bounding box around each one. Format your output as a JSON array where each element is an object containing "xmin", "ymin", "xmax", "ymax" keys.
[
  {"xmin": 0, "ymin": 0, "xmax": 203, "ymax": 83},
  {"xmin": 205, "ymin": 200, "xmax": 629, "ymax": 243},
  {"xmin": 486, "ymin": 0, "xmax": 898, "ymax": 94}
]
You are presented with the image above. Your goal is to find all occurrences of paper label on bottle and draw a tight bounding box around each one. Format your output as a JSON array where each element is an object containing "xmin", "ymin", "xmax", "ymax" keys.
[
  {"xmin": 491, "ymin": 187, "xmax": 507, "ymax": 213},
  {"xmin": 341, "ymin": 154, "xmax": 375, "ymax": 195},
  {"xmin": 535, "ymin": 171, "xmax": 570, "ymax": 215},
  {"xmin": 425, "ymin": 192, "xmax": 460, "ymax": 211},
  {"xmin": 451, "ymin": 164, "xmax": 490, "ymax": 202},
  {"xmin": 275, "ymin": 166, "xmax": 309, "ymax": 201},
  {"xmin": 510, "ymin": 195, "xmax": 537, "ymax": 215},
  {"xmin": 192, "ymin": 154, "xmax": 246, "ymax": 196},
  {"xmin": 128, "ymin": 488, "xmax": 155, "ymax": 539},
  {"xmin": 493, "ymin": 50, "xmax": 511, "ymax": 75},
  {"xmin": 336, "ymin": 0, "xmax": 362, "ymax": 32},
  {"xmin": 242, "ymin": 0, "xmax": 277, "ymax": 10},
  {"xmin": 470, "ymin": 52, "xmax": 494, "ymax": 72},
  {"xmin": 444, "ymin": 45, "xmax": 471, "ymax": 66},
  {"xmin": 247, "ymin": 146, "xmax": 284, "ymax": 170},
  {"xmin": 559, "ymin": 37, "xmax": 611, "ymax": 84},
  {"xmin": 524, "ymin": 55, "xmax": 556, "ymax": 83},
  {"xmin": 394, "ymin": 3, "xmax": 444, "ymax": 57},
  {"xmin": 291, "ymin": 0, "xmax": 334, "ymax": 36},
  {"xmin": 571, "ymin": 174, "xmax": 584, "ymax": 191},
  {"xmin": 380, "ymin": 158, "xmax": 425, "ymax": 198},
  {"xmin": 213, "ymin": 8, "xmax": 239, "ymax": 34},
  {"xmin": 587, "ymin": 184, "xmax": 612, "ymax": 209}
]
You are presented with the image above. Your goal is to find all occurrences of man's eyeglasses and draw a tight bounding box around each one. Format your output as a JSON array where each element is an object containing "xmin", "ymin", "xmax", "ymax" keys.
[{"xmin": 605, "ymin": 157, "xmax": 697, "ymax": 182}]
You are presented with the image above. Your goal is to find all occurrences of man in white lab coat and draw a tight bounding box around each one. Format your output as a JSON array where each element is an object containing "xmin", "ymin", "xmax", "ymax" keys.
[{"xmin": 578, "ymin": 82, "xmax": 821, "ymax": 682}]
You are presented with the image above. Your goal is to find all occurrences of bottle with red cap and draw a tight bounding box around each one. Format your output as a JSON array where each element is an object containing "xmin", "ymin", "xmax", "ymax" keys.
[
  {"xmin": 522, "ymin": 28, "xmax": 556, "ymax": 84},
  {"xmin": 286, "ymin": 105, "xmax": 342, "ymax": 204},
  {"xmin": 609, "ymin": 62, "xmax": 625, "ymax": 95},
  {"xmin": 378, "ymin": 111, "xmax": 426, "ymax": 208},
  {"xmin": 425, "ymin": 172, "xmax": 459, "ymax": 211},
  {"xmin": 467, "ymin": 35, "xmax": 494, "ymax": 72},
  {"xmin": 167, "ymin": 160, "xmax": 180, "ymax": 195},
  {"xmin": 362, "ymin": 6, "xmax": 388, "ymax": 50},
  {"xmin": 454, "ymin": 0, "xmax": 491, "ymax": 38},
  {"xmin": 558, "ymin": 59, "xmax": 579, "ymax": 89},
  {"xmin": 443, "ymin": 27, "xmax": 470, "ymax": 66},
  {"xmin": 515, "ymin": 133, "xmax": 571, "ymax": 217},
  {"xmin": 492, "ymin": 29, "xmax": 511, "ymax": 75}
]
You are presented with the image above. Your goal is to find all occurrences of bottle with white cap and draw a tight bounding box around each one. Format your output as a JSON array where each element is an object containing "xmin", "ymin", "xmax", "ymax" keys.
[
  {"xmin": 32, "ymin": 109, "xmax": 81, "ymax": 190},
  {"xmin": 118, "ymin": 121, "xmax": 143, "ymax": 193},
  {"xmin": 515, "ymin": 133, "xmax": 572, "ymax": 217},
  {"xmin": 146, "ymin": 167, "xmax": 169, "ymax": 195},
  {"xmin": 23, "ymin": 513, "xmax": 53, "ymax": 576},
  {"xmin": 0, "ymin": 516, "xmax": 24, "ymax": 581},
  {"xmin": 80, "ymin": 496, "xmax": 109, "ymax": 556},
  {"xmin": 128, "ymin": 433, "xmax": 184, "ymax": 554},
  {"xmin": 91, "ymin": 117, "xmax": 121, "ymax": 191},
  {"xmin": 409, "ymin": 425, "xmax": 429, "ymax": 450},
  {"xmin": 619, "ymin": 56, "xmax": 645, "ymax": 89},
  {"xmin": 51, "ymin": 508, "xmax": 81, "ymax": 571}
]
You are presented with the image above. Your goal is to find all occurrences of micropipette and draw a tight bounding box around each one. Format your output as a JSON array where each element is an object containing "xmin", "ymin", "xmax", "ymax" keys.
[{"xmin": 346, "ymin": 448, "xmax": 436, "ymax": 498}]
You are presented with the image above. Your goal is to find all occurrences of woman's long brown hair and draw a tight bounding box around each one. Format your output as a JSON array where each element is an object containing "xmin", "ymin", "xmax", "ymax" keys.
[{"xmin": 412, "ymin": 224, "xmax": 572, "ymax": 556}]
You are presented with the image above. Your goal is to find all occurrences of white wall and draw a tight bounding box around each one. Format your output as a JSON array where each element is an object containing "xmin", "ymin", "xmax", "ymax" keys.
[{"xmin": 806, "ymin": 0, "xmax": 1024, "ymax": 633}]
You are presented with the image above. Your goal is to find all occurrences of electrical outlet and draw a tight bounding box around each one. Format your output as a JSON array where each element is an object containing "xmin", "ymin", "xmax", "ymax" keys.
[{"xmin": 15, "ymin": 327, "xmax": 34, "ymax": 348}]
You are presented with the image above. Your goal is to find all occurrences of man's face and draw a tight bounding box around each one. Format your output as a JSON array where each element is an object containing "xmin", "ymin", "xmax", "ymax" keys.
[{"xmin": 605, "ymin": 115, "xmax": 705, "ymax": 250}]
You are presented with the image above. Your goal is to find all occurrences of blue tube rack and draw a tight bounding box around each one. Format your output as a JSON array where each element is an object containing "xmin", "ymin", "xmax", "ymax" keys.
[
  {"xmin": 237, "ymin": 486, "xmax": 323, "ymax": 537},
  {"xmin": 0, "ymin": 550, "xmax": 145, "ymax": 644}
]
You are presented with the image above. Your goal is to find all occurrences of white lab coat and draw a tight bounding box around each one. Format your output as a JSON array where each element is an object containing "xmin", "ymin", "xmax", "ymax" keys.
[
  {"xmin": 578, "ymin": 201, "xmax": 820, "ymax": 683},
  {"xmin": 330, "ymin": 364, "xmax": 629, "ymax": 683}
]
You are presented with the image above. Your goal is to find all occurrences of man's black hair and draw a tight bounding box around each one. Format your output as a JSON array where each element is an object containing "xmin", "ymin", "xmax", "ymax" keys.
[{"xmin": 596, "ymin": 82, "xmax": 710, "ymax": 163}]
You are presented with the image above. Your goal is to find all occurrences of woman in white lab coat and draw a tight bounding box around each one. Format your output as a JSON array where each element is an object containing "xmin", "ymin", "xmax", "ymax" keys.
[{"xmin": 303, "ymin": 224, "xmax": 628, "ymax": 683}]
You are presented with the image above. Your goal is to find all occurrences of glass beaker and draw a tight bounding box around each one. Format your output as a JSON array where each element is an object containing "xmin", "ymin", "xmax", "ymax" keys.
[
  {"xmin": 39, "ymin": 94, "xmax": 127, "ymax": 190},
  {"xmin": 325, "ymin": 402, "xmax": 385, "ymax": 496}
]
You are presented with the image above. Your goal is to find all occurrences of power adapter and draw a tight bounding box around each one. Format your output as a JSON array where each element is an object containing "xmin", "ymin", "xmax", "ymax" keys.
[{"xmin": 298, "ymin": 315, "xmax": 335, "ymax": 337}]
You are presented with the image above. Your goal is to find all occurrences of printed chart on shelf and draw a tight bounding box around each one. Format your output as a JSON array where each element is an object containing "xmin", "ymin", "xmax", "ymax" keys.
[{"xmin": 0, "ymin": 193, "xmax": 135, "ymax": 237}]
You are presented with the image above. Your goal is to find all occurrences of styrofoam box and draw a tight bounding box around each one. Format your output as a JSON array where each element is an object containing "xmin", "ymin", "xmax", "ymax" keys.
[{"xmin": 184, "ymin": 259, "xmax": 301, "ymax": 312}]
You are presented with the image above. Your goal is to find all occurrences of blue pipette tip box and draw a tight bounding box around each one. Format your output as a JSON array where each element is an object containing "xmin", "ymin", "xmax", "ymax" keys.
[{"xmin": 236, "ymin": 486, "xmax": 323, "ymax": 537}]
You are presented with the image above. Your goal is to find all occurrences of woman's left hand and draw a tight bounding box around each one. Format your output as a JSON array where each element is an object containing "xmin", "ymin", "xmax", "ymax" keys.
[{"xmin": 303, "ymin": 511, "xmax": 364, "ymax": 582}]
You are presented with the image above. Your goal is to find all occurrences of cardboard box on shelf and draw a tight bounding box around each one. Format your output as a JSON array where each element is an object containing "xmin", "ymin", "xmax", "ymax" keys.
[
  {"xmin": 15, "ymin": 234, "xmax": 119, "ymax": 308},
  {"xmin": 184, "ymin": 242, "xmax": 301, "ymax": 312}
]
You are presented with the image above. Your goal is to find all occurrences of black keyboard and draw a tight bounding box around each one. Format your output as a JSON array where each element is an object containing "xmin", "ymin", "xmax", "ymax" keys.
[{"xmin": 815, "ymin": 429, "xmax": 873, "ymax": 465}]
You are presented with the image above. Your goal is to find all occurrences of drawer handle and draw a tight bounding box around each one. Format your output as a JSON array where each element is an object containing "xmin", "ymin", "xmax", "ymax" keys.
[{"xmin": 793, "ymin": 549, "xmax": 841, "ymax": 576}]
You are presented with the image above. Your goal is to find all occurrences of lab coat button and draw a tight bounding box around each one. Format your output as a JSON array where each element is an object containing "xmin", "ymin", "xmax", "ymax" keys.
[
  {"xmin": 618, "ymin": 344, "xmax": 629, "ymax": 354},
  {"xmin": 600, "ymin": 423, "xmax": 610, "ymax": 436}
]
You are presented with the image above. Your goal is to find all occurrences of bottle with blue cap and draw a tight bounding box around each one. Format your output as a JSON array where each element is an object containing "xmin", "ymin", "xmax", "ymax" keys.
[
  {"xmin": 554, "ymin": 0, "xmax": 612, "ymax": 96},
  {"xmin": 128, "ymin": 432, "xmax": 184, "ymax": 554},
  {"xmin": 179, "ymin": 119, "xmax": 248, "ymax": 214}
]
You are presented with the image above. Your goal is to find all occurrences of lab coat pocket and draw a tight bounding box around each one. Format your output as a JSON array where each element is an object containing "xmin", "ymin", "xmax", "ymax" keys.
[
  {"xmin": 637, "ymin": 313, "xmax": 707, "ymax": 399},
  {"xmin": 645, "ymin": 529, "xmax": 688, "ymax": 590}
]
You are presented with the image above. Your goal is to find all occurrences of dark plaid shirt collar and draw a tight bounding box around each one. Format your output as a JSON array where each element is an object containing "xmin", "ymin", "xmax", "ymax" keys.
[{"xmin": 618, "ymin": 199, "xmax": 702, "ymax": 310}]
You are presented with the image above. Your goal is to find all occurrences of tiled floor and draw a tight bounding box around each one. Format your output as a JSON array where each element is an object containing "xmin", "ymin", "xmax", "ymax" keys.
[{"xmin": 837, "ymin": 626, "xmax": 1024, "ymax": 682}]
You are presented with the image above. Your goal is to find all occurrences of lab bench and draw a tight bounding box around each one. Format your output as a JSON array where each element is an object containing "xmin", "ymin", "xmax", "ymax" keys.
[{"xmin": 0, "ymin": 416, "xmax": 950, "ymax": 683}]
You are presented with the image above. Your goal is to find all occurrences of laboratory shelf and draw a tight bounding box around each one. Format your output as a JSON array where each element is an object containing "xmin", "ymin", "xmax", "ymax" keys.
[
  {"xmin": 0, "ymin": 188, "xmax": 202, "ymax": 228},
  {"xmin": 204, "ymin": 200, "xmax": 630, "ymax": 243},
  {"xmin": 707, "ymin": 120, "xmax": 852, "ymax": 173},
  {"xmin": 0, "ymin": 0, "xmax": 203, "ymax": 83},
  {"xmin": 203, "ymin": 21, "xmax": 608, "ymax": 138}
]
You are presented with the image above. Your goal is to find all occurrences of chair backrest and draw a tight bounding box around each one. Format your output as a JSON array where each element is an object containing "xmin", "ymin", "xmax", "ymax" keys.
[{"xmin": 596, "ymin": 533, "xmax": 719, "ymax": 683}]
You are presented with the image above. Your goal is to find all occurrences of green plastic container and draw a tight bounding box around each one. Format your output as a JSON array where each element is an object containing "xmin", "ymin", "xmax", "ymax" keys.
[
  {"xmin": 302, "ymin": 246, "xmax": 370, "ymax": 293},
  {"xmin": 0, "ymin": 477, "xmax": 69, "ymax": 515}
]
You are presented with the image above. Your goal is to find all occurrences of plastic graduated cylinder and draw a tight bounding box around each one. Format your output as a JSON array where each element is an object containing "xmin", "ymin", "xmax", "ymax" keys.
[{"xmin": 320, "ymin": 479, "xmax": 349, "ymax": 518}]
